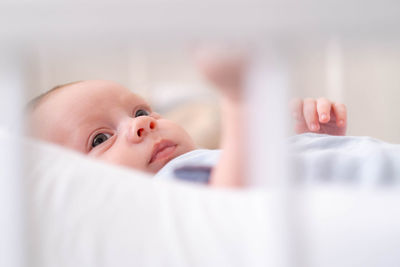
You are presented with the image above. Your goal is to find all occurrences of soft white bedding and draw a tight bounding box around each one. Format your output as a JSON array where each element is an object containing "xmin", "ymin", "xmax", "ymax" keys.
[
  {"xmin": 1, "ymin": 129, "xmax": 400, "ymax": 267},
  {"xmin": 289, "ymin": 133, "xmax": 400, "ymax": 185}
]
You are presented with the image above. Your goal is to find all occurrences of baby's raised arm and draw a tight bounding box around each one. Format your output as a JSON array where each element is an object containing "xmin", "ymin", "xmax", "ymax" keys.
[
  {"xmin": 195, "ymin": 47, "xmax": 247, "ymax": 187},
  {"xmin": 196, "ymin": 48, "xmax": 348, "ymax": 187}
]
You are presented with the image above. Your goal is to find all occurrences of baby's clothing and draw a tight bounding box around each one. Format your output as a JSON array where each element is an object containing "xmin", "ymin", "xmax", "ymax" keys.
[
  {"xmin": 155, "ymin": 133, "xmax": 400, "ymax": 185},
  {"xmin": 289, "ymin": 133, "xmax": 400, "ymax": 186},
  {"xmin": 154, "ymin": 149, "xmax": 220, "ymax": 183}
]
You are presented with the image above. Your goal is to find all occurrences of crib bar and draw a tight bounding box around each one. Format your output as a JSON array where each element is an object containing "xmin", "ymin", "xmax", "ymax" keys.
[
  {"xmin": 0, "ymin": 53, "xmax": 27, "ymax": 267},
  {"xmin": 246, "ymin": 46, "xmax": 300, "ymax": 267},
  {"xmin": 246, "ymin": 48, "xmax": 290, "ymax": 186},
  {"xmin": 326, "ymin": 37, "xmax": 345, "ymax": 102}
]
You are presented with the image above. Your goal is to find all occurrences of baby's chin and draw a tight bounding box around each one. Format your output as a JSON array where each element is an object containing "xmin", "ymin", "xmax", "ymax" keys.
[
  {"xmin": 146, "ymin": 158, "xmax": 174, "ymax": 174},
  {"xmin": 146, "ymin": 145, "xmax": 192, "ymax": 174}
]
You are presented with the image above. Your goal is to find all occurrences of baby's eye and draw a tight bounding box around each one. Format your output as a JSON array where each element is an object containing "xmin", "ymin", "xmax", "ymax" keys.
[
  {"xmin": 135, "ymin": 109, "xmax": 150, "ymax": 117},
  {"xmin": 91, "ymin": 133, "xmax": 112, "ymax": 148}
]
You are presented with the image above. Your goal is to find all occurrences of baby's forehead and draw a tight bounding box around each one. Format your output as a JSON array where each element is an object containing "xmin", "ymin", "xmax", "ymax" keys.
[
  {"xmin": 33, "ymin": 81, "xmax": 147, "ymax": 120},
  {"xmin": 53, "ymin": 80, "xmax": 143, "ymax": 104},
  {"xmin": 29, "ymin": 81, "xmax": 148, "ymax": 137},
  {"xmin": 66, "ymin": 80, "xmax": 133, "ymax": 96}
]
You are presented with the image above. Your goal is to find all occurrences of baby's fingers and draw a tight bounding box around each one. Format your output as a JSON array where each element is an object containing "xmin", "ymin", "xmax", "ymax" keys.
[
  {"xmin": 303, "ymin": 98, "xmax": 320, "ymax": 131},
  {"xmin": 289, "ymin": 98, "xmax": 303, "ymax": 121},
  {"xmin": 316, "ymin": 98, "xmax": 332, "ymax": 123},
  {"xmin": 333, "ymin": 103, "xmax": 347, "ymax": 127}
]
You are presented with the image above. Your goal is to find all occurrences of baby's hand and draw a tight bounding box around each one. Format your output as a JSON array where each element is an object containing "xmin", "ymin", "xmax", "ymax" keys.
[
  {"xmin": 290, "ymin": 98, "xmax": 347, "ymax": 136},
  {"xmin": 194, "ymin": 45, "xmax": 248, "ymax": 102}
]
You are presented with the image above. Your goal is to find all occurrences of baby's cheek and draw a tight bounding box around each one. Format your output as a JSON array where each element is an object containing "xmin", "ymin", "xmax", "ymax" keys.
[{"xmin": 96, "ymin": 149, "xmax": 146, "ymax": 171}]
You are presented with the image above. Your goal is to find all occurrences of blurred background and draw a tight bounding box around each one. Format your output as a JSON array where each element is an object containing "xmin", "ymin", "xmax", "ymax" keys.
[
  {"xmin": 20, "ymin": 37, "xmax": 400, "ymax": 147},
  {"xmin": 1, "ymin": 0, "xmax": 399, "ymax": 147}
]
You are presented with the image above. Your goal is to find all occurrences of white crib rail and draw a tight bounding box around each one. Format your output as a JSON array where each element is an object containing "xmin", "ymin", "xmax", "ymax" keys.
[{"xmin": 0, "ymin": 52, "xmax": 27, "ymax": 267}]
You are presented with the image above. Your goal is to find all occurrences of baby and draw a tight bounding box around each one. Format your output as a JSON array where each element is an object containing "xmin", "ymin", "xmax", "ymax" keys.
[{"xmin": 27, "ymin": 54, "xmax": 347, "ymax": 187}]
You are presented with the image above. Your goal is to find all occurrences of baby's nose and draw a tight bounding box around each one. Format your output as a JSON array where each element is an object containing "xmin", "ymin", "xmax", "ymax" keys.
[
  {"xmin": 136, "ymin": 121, "xmax": 156, "ymax": 137},
  {"xmin": 127, "ymin": 117, "xmax": 157, "ymax": 143}
]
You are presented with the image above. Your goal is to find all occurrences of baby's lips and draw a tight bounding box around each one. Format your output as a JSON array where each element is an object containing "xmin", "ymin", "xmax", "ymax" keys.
[{"xmin": 149, "ymin": 140, "xmax": 176, "ymax": 164}]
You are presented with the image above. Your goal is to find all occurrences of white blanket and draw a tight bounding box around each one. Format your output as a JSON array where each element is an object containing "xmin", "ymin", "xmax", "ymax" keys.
[{"xmin": 1, "ymin": 130, "xmax": 400, "ymax": 267}]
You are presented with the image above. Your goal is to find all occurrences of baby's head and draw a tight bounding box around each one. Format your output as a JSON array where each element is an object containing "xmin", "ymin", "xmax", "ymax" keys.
[{"xmin": 28, "ymin": 80, "xmax": 196, "ymax": 173}]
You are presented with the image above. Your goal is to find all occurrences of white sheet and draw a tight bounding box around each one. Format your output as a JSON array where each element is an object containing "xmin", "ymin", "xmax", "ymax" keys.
[{"xmin": 1, "ymin": 129, "xmax": 400, "ymax": 267}]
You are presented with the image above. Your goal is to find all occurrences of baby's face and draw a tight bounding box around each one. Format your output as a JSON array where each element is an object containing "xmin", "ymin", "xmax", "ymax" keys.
[{"xmin": 30, "ymin": 80, "xmax": 196, "ymax": 173}]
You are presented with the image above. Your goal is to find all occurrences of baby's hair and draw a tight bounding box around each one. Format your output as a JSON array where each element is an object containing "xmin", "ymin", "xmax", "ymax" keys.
[{"xmin": 26, "ymin": 81, "xmax": 83, "ymax": 111}]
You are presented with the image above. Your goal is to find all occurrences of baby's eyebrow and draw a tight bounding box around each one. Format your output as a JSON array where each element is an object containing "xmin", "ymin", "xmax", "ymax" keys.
[
  {"xmin": 132, "ymin": 101, "xmax": 153, "ymax": 113},
  {"xmin": 143, "ymin": 103, "xmax": 153, "ymax": 111},
  {"xmin": 123, "ymin": 94, "xmax": 151, "ymax": 109}
]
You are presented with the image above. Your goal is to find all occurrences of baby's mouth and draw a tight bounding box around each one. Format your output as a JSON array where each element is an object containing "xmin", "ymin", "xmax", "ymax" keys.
[{"xmin": 149, "ymin": 140, "xmax": 177, "ymax": 164}]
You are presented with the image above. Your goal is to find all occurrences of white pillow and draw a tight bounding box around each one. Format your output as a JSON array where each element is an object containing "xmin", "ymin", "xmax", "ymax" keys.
[
  {"xmin": 2, "ymin": 129, "xmax": 400, "ymax": 267},
  {"xmin": 22, "ymin": 133, "xmax": 278, "ymax": 267}
]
